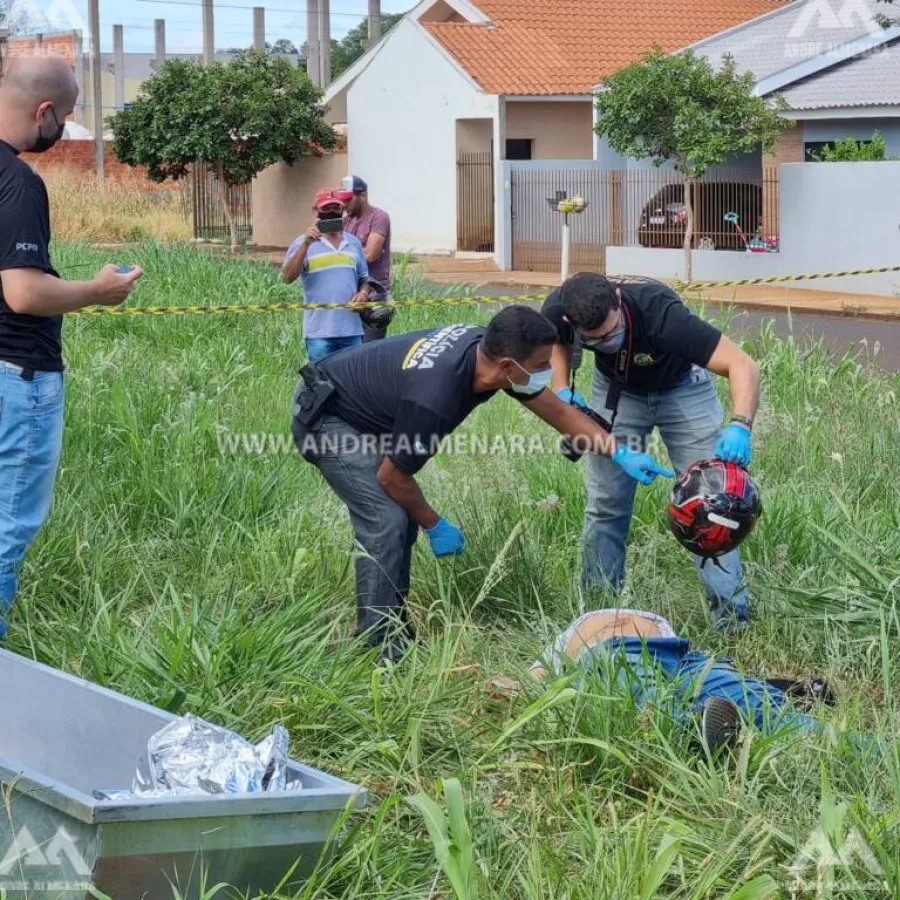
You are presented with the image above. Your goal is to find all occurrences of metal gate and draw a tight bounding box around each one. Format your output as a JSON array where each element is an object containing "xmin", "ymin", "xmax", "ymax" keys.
[
  {"xmin": 192, "ymin": 162, "xmax": 254, "ymax": 244},
  {"xmin": 457, "ymin": 153, "xmax": 495, "ymax": 252},
  {"xmin": 510, "ymin": 168, "xmax": 619, "ymax": 273}
]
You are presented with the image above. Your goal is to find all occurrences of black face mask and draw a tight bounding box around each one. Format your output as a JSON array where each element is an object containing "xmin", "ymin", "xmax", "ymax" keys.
[
  {"xmin": 29, "ymin": 107, "xmax": 65, "ymax": 154},
  {"xmin": 317, "ymin": 209, "xmax": 343, "ymax": 221}
]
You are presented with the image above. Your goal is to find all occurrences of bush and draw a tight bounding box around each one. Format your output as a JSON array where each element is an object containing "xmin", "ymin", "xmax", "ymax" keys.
[{"xmin": 809, "ymin": 131, "xmax": 895, "ymax": 162}]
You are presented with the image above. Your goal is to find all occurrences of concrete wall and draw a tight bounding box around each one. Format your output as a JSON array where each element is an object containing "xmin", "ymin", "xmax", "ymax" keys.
[
  {"xmin": 506, "ymin": 101, "xmax": 594, "ymax": 160},
  {"xmin": 347, "ymin": 18, "xmax": 494, "ymax": 253},
  {"xmin": 252, "ymin": 151, "xmax": 349, "ymax": 249},
  {"xmin": 607, "ymin": 161, "xmax": 900, "ymax": 295}
]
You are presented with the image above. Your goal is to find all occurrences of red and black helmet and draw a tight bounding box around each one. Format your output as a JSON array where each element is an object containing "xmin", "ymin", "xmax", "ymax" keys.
[{"xmin": 667, "ymin": 460, "xmax": 762, "ymax": 559}]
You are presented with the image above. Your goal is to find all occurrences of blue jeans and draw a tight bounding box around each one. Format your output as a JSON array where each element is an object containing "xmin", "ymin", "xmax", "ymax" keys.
[
  {"xmin": 0, "ymin": 362, "xmax": 66, "ymax": 639},
  {"xmin": 305, "ymin": 335, "xmax": 364, "ymax": 364},
  {"xmin": 584, "ymin": 366, "xmax": 749, "ymax": 628},
  {"xmin": 598, "ymin": 638, "xmax": 824, "ymax": 737}
]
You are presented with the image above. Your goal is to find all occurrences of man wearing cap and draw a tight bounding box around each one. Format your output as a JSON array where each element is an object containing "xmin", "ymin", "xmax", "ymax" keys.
[
  {"xmin": 339, "ymin": 175, "xmax": 393, "ymax": 342},
  {"xmin": 282, "ymin": 188, "xmax": 370, "ymax": 364}
]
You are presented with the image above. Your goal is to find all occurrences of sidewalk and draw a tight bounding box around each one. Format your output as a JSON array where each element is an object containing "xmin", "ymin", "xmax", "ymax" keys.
[
  {"xmin": 416, "ymin": 257, "xmax": 900, "ymax": 320},
  {"xmin": 244, "ymin": 247, "xmax": 900, "ymax": 320}
]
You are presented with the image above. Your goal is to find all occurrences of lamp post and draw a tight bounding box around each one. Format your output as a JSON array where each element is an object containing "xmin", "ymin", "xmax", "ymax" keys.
[{"xmin": 547, "ymin": 190, "xmax": 588, "ymax": 282}]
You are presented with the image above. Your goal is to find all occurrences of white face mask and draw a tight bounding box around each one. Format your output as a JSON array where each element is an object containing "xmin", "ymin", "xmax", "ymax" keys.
[{"xmin": 508, "ymin": 360, "xmax": 553, "ymax": 396}]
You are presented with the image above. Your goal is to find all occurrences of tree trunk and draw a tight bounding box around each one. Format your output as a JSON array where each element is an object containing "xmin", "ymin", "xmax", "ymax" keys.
[
  {"xmin": 682, "ymin": 177, "xmax": 694, "ymax": 284},
  {"xmin": 216, "ymin": 158, "xmax": 239, "ymax": 252}
]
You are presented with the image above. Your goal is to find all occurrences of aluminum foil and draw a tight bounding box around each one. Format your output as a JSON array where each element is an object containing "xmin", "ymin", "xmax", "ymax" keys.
[{"xmin": 94, "ymin": 715, "xmax": 297, "ymax": 800}]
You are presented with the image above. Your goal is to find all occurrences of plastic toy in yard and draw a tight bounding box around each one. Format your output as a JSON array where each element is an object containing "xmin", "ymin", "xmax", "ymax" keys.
[
  {"xmin": 668, "ymin": 459, "xmax": 762, "ymax": 560},
  {"xmin": 724, "ymin": 211, "xmax": 779, "ymax": 253}
]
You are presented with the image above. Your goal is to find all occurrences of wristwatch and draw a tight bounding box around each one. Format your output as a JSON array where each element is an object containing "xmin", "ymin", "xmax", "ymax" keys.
[{"xmin": 730, "ymin": 414, "xmax": 754, "ymax": 430}]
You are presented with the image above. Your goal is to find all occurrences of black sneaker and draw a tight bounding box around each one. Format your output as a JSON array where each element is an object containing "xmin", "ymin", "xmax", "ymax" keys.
[{"xmin": 701, "ymin": 697, "xmax": 742, "ymax": 751}]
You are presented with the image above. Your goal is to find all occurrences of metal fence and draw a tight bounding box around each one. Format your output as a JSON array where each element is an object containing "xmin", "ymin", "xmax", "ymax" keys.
[
  {"xmin": 457, "ymin": 153, "xmax": 495, "ymax": 253},
  {"xmin": 628, "ymin": 166, "xmax": 780, "ymax": 252},
  {"xmin": 510, "ymin": 164, "xmax": 780, "ymax": 272},
  {"xmin": 192, "ymin": 162, "xmax": 254, "ymax": 244},
  {"xmin": 510, "ymin": 167, "xmax": 613, "ymax": 273}
]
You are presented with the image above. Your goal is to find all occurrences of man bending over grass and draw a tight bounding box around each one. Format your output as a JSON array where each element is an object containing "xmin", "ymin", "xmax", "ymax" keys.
[
  {"xmin": 518, "ymin": 608, "xmax": 841, "ymax": 749},
  {"xmin": 291, "ymin": 306, "xmax": 673, "ymax": 661},
  {"xmin": 0, "ymin": 55, "xmax": 143, "ymax": 641}
]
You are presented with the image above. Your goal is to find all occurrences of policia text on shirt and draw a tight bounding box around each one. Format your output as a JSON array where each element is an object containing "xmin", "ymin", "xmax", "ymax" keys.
[{"xmin": 291, "ymin": 306, "xmax": 674, "ymax": 662}]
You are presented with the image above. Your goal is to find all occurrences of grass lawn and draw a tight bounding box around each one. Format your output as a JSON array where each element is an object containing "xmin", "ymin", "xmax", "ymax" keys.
[{"xmin": 6, "ymin": 241, "xmax": 900, "ymax": 899}]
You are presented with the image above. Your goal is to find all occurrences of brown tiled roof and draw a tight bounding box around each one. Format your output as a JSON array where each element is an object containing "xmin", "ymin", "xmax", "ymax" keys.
[{"xmin": 425, "ymin": 0, "xmax": 784, "ymax": 95}]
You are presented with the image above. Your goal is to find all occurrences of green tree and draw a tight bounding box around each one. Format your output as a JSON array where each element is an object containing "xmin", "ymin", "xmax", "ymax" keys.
[
  {"xmin": 271, "ymin": 38, "xmax": 300, "ymax": 57},
  {"xmin": 224, "ymin": 39, "xmax": 300, "ymax": 58},
  {"xmin": 595, "ymin": 48, "xmax": 791, "ymax": 282},
  {"xmin": 109, "ymin": 51, "xmax": 336, "ymax": 250},
  {"xmin": 810, "ymin": 131, "xmax": 894, "ymax": 161},
  {"xmin": 331, "ymin": 13, "xmax": 403, "ymax": 78}
]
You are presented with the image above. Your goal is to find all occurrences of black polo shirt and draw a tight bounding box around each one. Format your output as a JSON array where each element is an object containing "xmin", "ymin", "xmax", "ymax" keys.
[
  {"xmin": 0, "ymin": 140, "xmax": 62, "ymax": 372},
  {"xmin": 318, "ymin": 324, "xmax": 535, "ymax": 474},
  {"xmin": 542, "ymin": 278, "xmax": 722, "ymax": 393}
]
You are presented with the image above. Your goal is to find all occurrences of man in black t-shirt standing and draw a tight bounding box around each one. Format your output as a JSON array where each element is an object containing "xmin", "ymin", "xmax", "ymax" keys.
[
  {"xmin": 291, "ymin": 305, "xmax": 673, "ymax": 660},
  {"xmin": 0, "ymin": 56, "xmax": 143, "ymax": 640},
  {"xmin": 542, "ymin": 273, "xmax": 760, "ymax": 632}
]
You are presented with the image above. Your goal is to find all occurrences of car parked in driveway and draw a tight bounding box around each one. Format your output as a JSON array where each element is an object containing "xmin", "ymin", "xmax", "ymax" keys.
[{"xmin": 638, "ymin": 182, "xmax": 764, "ymax": 251}]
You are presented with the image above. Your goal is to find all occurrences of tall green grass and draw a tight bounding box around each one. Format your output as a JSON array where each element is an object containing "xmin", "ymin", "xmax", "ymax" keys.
[{"xmin": 7, "ymin": 243, "xmax": 900, "ymax": 898}]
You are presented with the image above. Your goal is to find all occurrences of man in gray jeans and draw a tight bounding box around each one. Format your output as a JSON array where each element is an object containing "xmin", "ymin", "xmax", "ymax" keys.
[
  {"xmin": 291, "ymin": 306, "xmax": 673, "ymax": 661},
  {"xmin": 542, "ymin": 273, "xmax": 761, "ymax": 632}
]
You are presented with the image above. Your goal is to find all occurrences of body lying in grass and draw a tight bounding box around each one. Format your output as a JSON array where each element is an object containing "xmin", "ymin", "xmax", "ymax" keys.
[{"xmin": 502, "ymin": 609, "xmax": 848, "ymax": 750}]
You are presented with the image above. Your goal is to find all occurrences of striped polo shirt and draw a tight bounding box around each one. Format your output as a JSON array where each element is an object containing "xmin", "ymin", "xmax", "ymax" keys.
[{"xmin": 284, "ymin": 233, "xmax": 368, "ymax": 340}]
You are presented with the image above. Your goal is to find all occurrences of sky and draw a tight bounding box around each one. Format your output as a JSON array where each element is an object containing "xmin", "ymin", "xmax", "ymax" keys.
[{"xmin": 23, "ymin": 0, "xmax": 411, "ymax": 53}]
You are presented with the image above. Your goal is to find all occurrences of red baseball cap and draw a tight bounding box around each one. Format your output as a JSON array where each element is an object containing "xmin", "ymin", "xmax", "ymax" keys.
[{"xmin": 314, "ymin": 188, "xmax": 345, "ymax": 210}]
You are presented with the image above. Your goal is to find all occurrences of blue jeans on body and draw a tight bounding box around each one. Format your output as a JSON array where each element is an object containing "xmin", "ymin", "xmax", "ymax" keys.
[
  {"xmin": 305, "ymin": 335, "xmax": 364, "ymax": 364},
  {"xmin": 584, "ymin": 365, "xmax": 749, "ymax": 629},
  {"xmin": 593, "ymin": 637, "xmax": 825, "ymax": 737},
  {"xmin": 0, "ymin": 362, "xmax": 66, "ymax": 640}
]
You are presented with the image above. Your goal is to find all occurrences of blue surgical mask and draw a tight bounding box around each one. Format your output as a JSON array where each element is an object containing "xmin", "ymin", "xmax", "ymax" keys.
[
  {"xmin": 508, "ymin": 360, "xmax": 553, "ymax": 396},
  {"xmin": 584, "ymin": 325, "xmax": 626, "ymax": 355}
]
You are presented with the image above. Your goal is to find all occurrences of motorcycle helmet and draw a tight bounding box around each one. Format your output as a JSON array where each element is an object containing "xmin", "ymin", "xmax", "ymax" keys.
[
  {"xmin": 360, "ymin": 278, "xmax": 396, "ymax": 330},
  {"xmin": 667, "ymin": 460, "xmax": 762, "ymax": 559}
]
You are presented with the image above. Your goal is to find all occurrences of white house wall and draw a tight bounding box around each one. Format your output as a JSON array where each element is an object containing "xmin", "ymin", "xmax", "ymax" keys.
[{"xmin": 346, "ymin": 19, "xmax": 495, "ymax": 254}]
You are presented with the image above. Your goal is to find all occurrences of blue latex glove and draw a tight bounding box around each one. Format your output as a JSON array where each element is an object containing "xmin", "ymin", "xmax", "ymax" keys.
[
  {"xmin": 556, "ymin": 386, "xmax": 589, "ymax": 409},
  {"xmin": 426, "ymin": 518, "xmax": 465, "ymax": 558},
  {"xmin": 612, "ymin": 446, "xmax": 675, "ymax": 486},
  {"xmin": 715, "ymin": 423, "xmax": 752, "ymax": 467},
  {"xmin": 116, "ymin": 266, "xmax": 134, "ymax": 274}
]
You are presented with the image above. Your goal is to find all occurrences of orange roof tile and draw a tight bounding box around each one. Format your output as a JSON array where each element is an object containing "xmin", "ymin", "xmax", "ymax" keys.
[{"xmin": 425, "ymin": 0, "xmax": 784, "ymax": 95}]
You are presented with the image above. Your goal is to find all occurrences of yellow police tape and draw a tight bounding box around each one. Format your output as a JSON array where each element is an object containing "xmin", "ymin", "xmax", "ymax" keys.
[{"xmin": 70, "ymin": 264, "xmax": 900, "ymax": 317}]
